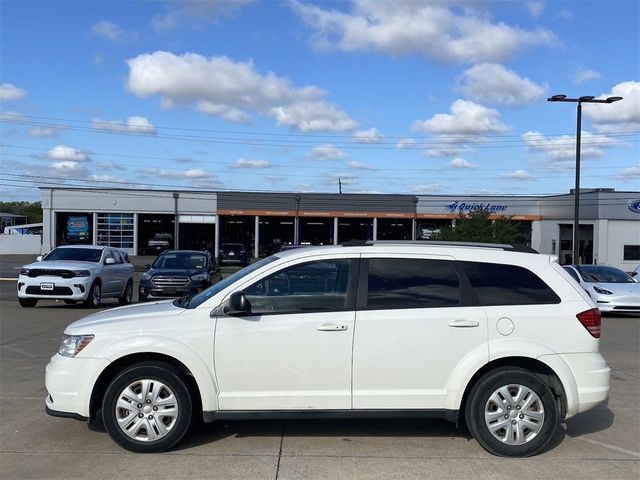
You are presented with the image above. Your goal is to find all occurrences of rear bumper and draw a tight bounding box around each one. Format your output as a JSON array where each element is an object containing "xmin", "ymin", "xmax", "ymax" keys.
[{"xmin": 541, "ymin": 352, "xmax": 610, "ymax": 419}]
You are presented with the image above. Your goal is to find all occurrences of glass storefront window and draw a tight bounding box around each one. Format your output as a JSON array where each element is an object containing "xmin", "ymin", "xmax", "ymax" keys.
[{"xmin": 97, "ymin": 213, "xmax": 134, "ymax": 249}]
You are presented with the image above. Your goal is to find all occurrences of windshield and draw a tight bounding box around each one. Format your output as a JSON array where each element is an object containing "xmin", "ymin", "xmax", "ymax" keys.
[
  {"xmin": 577, "ymin": 266, "xmax": 633, "ymax": 283},
  {"xmin": 185, "ymin": 255, "xmax": 279, "ymax": 309},
  {"xmin": 152, "ymin": 252, "xmax": 207, "ymax": 270},
  {"xmin": 44, "ymin": 248, "xmax": 103, "ymax": 262},
  {"xmin": 221, "ymin": 244, "xmax": 245, "ymax": 252}
]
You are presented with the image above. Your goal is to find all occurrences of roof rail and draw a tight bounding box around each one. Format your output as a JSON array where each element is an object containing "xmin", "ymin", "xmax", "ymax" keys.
[{"xmin": 339, "ymin": 240, "xmax": 538, "ymax": 253}]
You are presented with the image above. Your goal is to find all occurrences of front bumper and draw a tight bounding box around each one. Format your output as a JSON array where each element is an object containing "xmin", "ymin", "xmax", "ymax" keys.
[
  {"xmin": 17, "ymin": 275, "xmax": 93, "ymax": 301},
  {"xmin": 593, "ymin": 292, "xmax": 640, "ymax": 313},
  {"xmin": 139, "ymin": 279, "xmax": 208, "ymax": 299},
  {"xmin": 45, "ymin": 353, "xmax": 110, "ymax": 419}
]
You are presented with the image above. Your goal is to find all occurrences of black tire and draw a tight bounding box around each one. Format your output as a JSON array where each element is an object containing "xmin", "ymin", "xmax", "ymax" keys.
[
  {"xmin": 118, "ymin": 279, "xmax": 133, "ymax": 306},
  {"xmin": 139, "ymin": 293, "xmax": 148, "ymax": 302},
  {"xmin": 18, "ymin": 297, "xmax": 37, "ymax": 307},
  {"xmin": 102, "ymin": 362, "xmax": 193, "ymax": 453},
  {"xmin": 83, "ymin": 280, "xmax": 102, "ymax": 308},
  {"xmin": 465, "ymin": 367, "xmax": 558, "ymax": 457}
]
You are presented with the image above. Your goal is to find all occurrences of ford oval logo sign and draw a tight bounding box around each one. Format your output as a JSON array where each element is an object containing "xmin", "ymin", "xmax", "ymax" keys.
[{"xmin": 629, "ymin": 200, "xmax": 640, "ymax": 213}]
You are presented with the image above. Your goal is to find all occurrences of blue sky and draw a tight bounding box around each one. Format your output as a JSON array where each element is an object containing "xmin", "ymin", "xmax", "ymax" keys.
[{"xmin": 1, "ymin": 0, "xmax": 639, "ymax": 201}]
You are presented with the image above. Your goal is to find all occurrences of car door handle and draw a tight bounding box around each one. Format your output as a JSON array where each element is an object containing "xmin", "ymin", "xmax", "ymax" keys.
[
  {"xmin": 316, "ymin": 323, "xmax": 348, "ymax": 332},
  {"xmin": 448, "ymin": 319, "xmax": 479, "ymax": 328}
]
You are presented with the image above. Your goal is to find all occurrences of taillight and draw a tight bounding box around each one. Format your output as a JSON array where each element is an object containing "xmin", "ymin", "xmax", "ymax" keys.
[{"xmin": 577, "ymin": 308, "xmax": 601, "ymax": 338}]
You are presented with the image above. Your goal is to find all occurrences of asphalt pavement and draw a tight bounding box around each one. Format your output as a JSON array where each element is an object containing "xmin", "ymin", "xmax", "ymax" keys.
[{"xmin": 0, "ymin": 255, "xmax": 638, "ymax": 480}]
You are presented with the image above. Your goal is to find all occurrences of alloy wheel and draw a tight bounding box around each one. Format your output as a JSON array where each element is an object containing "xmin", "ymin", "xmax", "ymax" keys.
[{"xmin": 484, "ymin": 384, "xmax": 545, "ymax": 445}]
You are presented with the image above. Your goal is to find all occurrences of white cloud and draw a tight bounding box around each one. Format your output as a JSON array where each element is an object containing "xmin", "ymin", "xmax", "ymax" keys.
[
  {"xmin": 92, "ymin": 116, "xmax": 156, "ymax": 135},
  {"xmin": 352, "ymin": 127, "xmax": 383, "ymax": 143},
  {"xmin": 28, "ymin": 127, "xmax": 58, "ymax": 138},
  {"xmin": 308, "ymin": 143, "xmax": 347, "ymax": 161},
  {"xmin": 126, "ymin": 51, "xmax": 356, "ymax": 132},
  {"xmin": 396, "ymin": 138, "xmax": 417, "ymax": 149},
  {"xmin": 614, "ymin": 165, "xmax": 640, "ymax": 181},
  {"xmin": 291, "ymin": 0, "xmax": 557, "ymax": 64},
  {"xmin": 96, "ymin": 161, "xmax": 126, "ymax": 171},
  {"xmin": 448, "ymin": 157, "xmax": 475, "ymax": 169},
  {"xmin": 526, "ymin": 2, "xmax": 544, "ymax": 18},
  {"xmin": 410, "ymin": 183, "xmax": 444, "ymax": 193},
  {"xmin": 583, "ymin": 81, "xmax": 640, "ymax": 133},
  {"xmin": 140, "ymin": 167, "xmax": 215, "ymax": 180},
  {"xmin": 413, "ymin": 99, "xmax": 508, "ymax": 157},
  {"xmin": 51, "ymin": 160, "xmax": 89, "ymax": 177},
  {"xmin": 574, "ymin": 69, "xmax": 601, "ymax": 85},
  {"xmin": 90, "ymin": 20, "xmax": 124, "ymax": 41},
  {"xmin": 348, "ymin": 160, "xmax": 375, "ymax": 170},
  {"xmin": 151, "ymin": 0, "xmax": 255, "ymax": 32},
  {"xmin": 523, "ymin": 130, "xmax": 622, "ymax": 169},
  {"xmin": 323, "ymin": 173, "xmax": 358, "ymax": 186},
  {"xmin": 43, "ymin": 145, "xmax": 91, "ymax": 162},
  {"xmin": 90, "ymin": 174, "xmax": 128, "ymax": 183},
  {"xmin": 413, "ymin": 100, "xmax": 508, "ymax": 137},
  {"xmin": 0, "ymin": 83, "xmax": 26, "ymax": 101},
  {"xmin": 500, "ymin": 169, "xmax": 532, "ymax": 180},
  {"xmin": 234, "ymin": 158, "xmax": 271, "ymax": 168},
  {"xmin": 456, "ymin": 63, "xmax": 547, "ymax": 106}
]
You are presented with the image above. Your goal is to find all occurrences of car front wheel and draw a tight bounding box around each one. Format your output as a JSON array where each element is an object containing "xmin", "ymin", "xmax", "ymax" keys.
[
  {"xmin": 465, "ymin": 367, "xmax": 559, "ymax": 457},
  {"xmin": 83, "ymin": 281, "xmax": 101, "ymax": 308},
  {"xmin": 118, "ymin": 280, "xmax": 133, "ymax": 305},
  {"xmin": 102, "ymin": 362, "xmax": 193, "ymax": 453}
]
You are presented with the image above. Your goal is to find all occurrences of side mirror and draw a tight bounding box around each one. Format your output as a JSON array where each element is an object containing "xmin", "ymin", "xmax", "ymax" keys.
[
  {"xmin": 144, "ymin": 264, "xmax": 151, "ymax": 271},
  {"xmin": 105, "ymin": 257, "xmax": 116, "ymax": 265},
  {"xmin": 224, "ymin": 291, "xmax": 252, "ymax": 316},
  {"xmin": 36, "ymin": 255, "xmax": 43, "ymax": 262}
]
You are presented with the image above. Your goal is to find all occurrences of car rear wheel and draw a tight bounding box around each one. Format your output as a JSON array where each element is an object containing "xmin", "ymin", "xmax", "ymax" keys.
[
  {"xmin": 18, "ymin": 297, "xmax": 37, "ymax": 307},
  {"xmin": 118, "ymin": 280, "xmax": 133, "ymax": 306},
  {"xmin": 465, "ymin": 367, "xmax": 558, "ymax": 457},
  {"xmin": 83, "ymin": 281, "xmax": 101, "ymax": 308},
  {"xmin": 102, "ymin": 362, "xmax": 192, "ymax": 453}
]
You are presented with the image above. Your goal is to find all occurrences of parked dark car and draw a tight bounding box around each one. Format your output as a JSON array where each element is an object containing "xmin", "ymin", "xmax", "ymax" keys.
[
  {"xmin": 144, "ymin": 233, "xmax": 173, "ymax": 255},
  {"xmin": 218, "ymin": 243, "xmax": 249, "ymax": 266},
  {"xmin": 139, "ymin": 250, "xmax": 221, "ymax": 301}
]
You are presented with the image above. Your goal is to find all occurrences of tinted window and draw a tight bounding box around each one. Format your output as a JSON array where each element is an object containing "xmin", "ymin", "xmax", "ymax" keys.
[
  {"xmin": 366, "ymin": 258, "xmax": 460, "ymax": 310},
  {"xmin": 577, "ymin": 265, "xmax": 633, "ymax": 283},
  {"xmin": 563, "ymin": 266, "xmax": 580, "ymax": 282},
  {"xmin": 245, "ymin": 259, "xmax": 352, "ymax": 315},
  {"xmin": 187, "ymin": 256, "xmax": 278, "ymax": 308},
  {"xmin": 112, "ymin": 250, "xmax": 124, "ymax": 264},
  {"xmin": 44, "ymin": 248, "xmax": 103, "ymax": 262},
  {"xmin": 623, "ymin": 245, "xmax": 640, "ymax": 261},
  {"xmin": 461, "ymin": 262, "xmax": 560, "ymax": 306}
]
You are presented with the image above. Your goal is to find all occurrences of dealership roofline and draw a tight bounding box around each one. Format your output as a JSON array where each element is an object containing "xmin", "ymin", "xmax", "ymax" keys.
[{"xmin": 37, "ymin": 186, "xmax": 639, "ymax": 199}]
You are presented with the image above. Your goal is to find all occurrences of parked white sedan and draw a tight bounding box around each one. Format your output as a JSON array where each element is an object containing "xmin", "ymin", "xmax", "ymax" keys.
[
  {"xmin": 563, "ymin": 265, "xmax": 640, "ymax": 313},
  {"xmin": 17, "ymin": 245, "xmax": 134, "ymax": 308}
]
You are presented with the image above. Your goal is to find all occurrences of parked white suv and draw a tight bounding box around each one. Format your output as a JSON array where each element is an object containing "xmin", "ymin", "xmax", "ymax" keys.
[
  {"xmin": 18, "ymin": 245, "xmax": 134, "ymax": 308},
  {"xmin": 45, "ymin": 242, "xmax": 609, "ymax": 457}
]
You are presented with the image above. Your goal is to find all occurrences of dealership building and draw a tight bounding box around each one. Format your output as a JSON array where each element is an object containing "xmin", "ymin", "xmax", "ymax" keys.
[{"xmin": 39, "ymin": 187, "xmax": 640, "ymax": 270}]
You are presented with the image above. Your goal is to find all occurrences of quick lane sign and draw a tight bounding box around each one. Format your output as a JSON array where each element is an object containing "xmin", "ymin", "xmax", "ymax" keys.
[{"xmin": 446, "ymin": 201, "xmax": 509, "ymax": 214}]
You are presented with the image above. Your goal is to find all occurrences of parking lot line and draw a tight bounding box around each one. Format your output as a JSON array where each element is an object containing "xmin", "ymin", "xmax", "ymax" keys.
[{"xmin": 0, "ymin": 278, "xmax": 17, "ymax": 281}]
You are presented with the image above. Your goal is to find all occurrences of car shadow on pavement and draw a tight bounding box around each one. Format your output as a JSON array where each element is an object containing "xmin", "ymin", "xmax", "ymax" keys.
[
  {"xmin": 564, "ymin": 406, "xmax": 615, "ymax": 438},
  {"xmin": 176, "ymin": 418, "xmax": 473, "ymax": 452}
]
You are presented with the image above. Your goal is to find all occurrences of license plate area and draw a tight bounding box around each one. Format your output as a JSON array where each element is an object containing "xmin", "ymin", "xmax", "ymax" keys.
[
  {"xmin": 164, "ymin": 287, "xmax": 176, "ymax": 295},
  {"xmin": 40, "ymin": 282, "xmax": 54, "ymax": 291}
]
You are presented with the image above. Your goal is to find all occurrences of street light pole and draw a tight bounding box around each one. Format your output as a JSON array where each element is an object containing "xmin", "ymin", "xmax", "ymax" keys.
[{"xmin": 547, "ymin": 94, "xmax": 622, "ymax": 265}]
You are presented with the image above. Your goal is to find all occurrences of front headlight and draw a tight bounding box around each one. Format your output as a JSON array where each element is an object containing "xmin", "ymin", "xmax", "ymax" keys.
[
  {"xmin": 190, "ymin": 273, "xmax": 207, "ymax": 281},
  {"xmin": 141, "ymin": 273, "xmax": 151, "ymax": 281},
  {"xmin": 58, "ymin": 334, "xmax": 94, "ymax": 357},
  {"xmin": 593, "ymin": 286, "xmax": 613, "ymax": 295},
  {"xmin": 72, "ymin": 270, "xmax": 91, "ymax": 277},
  {"xmin": 20, "ymin": 268, "xmax": 30, "ymax": 275}
]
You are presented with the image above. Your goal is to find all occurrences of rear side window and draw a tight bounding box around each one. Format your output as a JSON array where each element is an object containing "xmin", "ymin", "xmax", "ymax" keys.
[
  {"xmin": 460, "ymin": 261, "xmax": 560, "ymax": 306},
  {"xmin": 366, "ymin": 258, "xmax": 460, "ymax": 310}
]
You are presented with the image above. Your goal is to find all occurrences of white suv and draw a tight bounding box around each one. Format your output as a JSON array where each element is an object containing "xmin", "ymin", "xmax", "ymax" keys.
[{"xmin": 45, "ymin": 242, "xmax": 609, "ymax": 457}]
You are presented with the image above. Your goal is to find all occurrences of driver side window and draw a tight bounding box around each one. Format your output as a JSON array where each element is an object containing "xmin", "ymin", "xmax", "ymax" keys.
[{"xmin": 245, "ymin": 259, "xmax": 354, "ymax": 315}]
